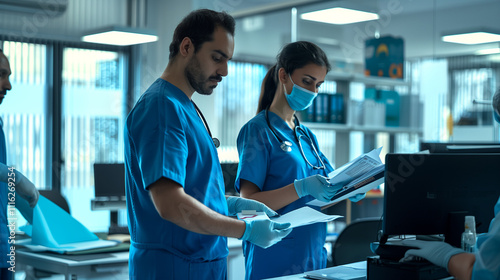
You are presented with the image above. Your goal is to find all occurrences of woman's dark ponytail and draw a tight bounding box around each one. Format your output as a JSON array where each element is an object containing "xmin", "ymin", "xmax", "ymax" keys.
[{"xmin": 256, "ymin": 65, "xmax": 278, "ymax": 114}]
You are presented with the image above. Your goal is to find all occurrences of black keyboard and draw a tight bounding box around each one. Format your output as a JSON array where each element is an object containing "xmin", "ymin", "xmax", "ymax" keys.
[{"xmin": 108, "ymin": 225, "xmax": 129, "ymax": 235}]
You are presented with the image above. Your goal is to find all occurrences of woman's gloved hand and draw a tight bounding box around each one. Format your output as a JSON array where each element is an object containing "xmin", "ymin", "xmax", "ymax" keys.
[
  {"xmin": 15, "ymin": 174, "xmax": 39, "ymax": 208},
  {"xmin": 400, "ymin": 240, "xmax": 465, "ymax": 270},
  {"xmin": 0, "ymin": 163, "xmax": 39, "ymax": 208},
  {"xmin": 239, "ymin": 219, "xmax": 292, "ymax": 248},
  {"xmin": 294, "ymin": 174, "xmax": 341, "ymax": 202},
  {"xmin": 226, "ymin": 196, "xmax": 278, "ymax": 217}
]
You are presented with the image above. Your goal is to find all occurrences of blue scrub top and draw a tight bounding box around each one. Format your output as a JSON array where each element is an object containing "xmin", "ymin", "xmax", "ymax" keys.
[
  {"xmin": 235, "ymin": 110, "xmax": 334, "ymax": 280},
  {"xmin": 124, "ymin": 79, "xmax": 228, "ymax": 269},
  {"xmin": 0, "ymin": 120, "xmax": 8, "ymax": 268},
  {"xmin": 472, "ymin": 195, "xmax": 500, "ymax": 280}
]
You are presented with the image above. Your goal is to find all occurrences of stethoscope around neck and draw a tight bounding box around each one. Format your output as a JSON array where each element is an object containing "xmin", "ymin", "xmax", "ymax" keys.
[
  {"xmin": 265, "ymin": 109, "xmax": 326, "ymax": 169},
  {"xmin": 192, "ymin": 101, "xmax": 220, "ymax": 148}
]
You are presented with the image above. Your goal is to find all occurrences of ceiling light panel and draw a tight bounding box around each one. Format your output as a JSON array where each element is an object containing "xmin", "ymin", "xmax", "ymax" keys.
[{"xmin": 300, "ymin": 7, "xmax": 379, "ymax": 25}]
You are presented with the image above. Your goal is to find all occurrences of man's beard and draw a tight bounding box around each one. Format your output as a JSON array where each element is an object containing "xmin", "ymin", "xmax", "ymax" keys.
[
  {"xmin": 0, "ymin": 90, "xmax": 6, "ymax": 104},
  {"xmin": 185, "ymin": 56, "xmax": 221, "ymax": 95}
]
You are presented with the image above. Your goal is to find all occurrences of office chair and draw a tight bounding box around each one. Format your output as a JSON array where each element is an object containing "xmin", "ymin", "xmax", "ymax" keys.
[
  {"xmin": 39, "ymin": 190, "xmax": 71, "ymax": 214},
  {"xmin": 331, "ymin": 217, "xmax": 381, "ymax": 266}
]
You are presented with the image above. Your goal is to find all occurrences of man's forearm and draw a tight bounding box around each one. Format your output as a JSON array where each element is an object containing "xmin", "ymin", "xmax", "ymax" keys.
[{"xmin": 149, "ymin": 178, "xmax": 246, "ymax": 238}]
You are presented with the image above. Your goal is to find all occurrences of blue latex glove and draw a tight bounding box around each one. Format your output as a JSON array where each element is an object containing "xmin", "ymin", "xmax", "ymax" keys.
[
  {"xmin": 349, "ymin": 193, "xmax": 366, "ymax": 203},
  {"xmin": 240, "ymin": 219, "xmax": 292, "ymax": 248},
  {"xmin": 294, "ymin": 174, "xmax": 339, "ymax": 202},
  {"xmin": 0, "ymin": 163, "xmax": 39, "ymax": 208},
  {"xmin": 226, "ymin": 196, "xmax": 278, "ymax": 217},
  {"xmin": 400, "ymin": 240, "xmax": 465, "ymax": 270}
]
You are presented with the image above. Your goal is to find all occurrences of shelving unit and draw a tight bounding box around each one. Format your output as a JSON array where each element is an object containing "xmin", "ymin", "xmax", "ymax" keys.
[{"xmin": 310, "ymin": 73, "xmax": 422, "ymax": 223}]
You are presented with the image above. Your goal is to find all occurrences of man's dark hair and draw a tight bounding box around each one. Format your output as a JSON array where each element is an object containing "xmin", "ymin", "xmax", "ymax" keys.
[
  {"xmin": 169, "ymin": 9, "xmax": 235, "ymax": 60},
  {"xmin": 0, "ymin": 48, "xmax": 3, "ymax": 53}
]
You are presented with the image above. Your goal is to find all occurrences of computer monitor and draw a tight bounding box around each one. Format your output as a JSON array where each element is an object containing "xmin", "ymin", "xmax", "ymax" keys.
[
  {"xmin": 92, "ymin": 163, "xmax": 127, "ymax": 233},
  {"xmin": 420, "ymin": 141, "xmax": 500, "ymax": 153},
  {"xmin": 382, "ymin": 153, "xmax": 500, "ymax": 247},
  {"xmin": 93, "ymin": 163, "xmax": 126, "ymax": 199}
]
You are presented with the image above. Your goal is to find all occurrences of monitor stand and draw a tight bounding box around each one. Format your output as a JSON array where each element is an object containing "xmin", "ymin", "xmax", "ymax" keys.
[{"xmin": 108, "ymin": 210, "xmax": 129, "ymax": 235}]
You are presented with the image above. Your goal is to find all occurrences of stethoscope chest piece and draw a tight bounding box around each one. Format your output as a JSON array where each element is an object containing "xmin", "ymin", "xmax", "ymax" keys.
[
  {"xmin": 212, "ymin": 138, "xmax": 220, "ymax": 148},
  {"xmin": 280, "ymin": 140, "xmax": 293, "ymax": 152}
]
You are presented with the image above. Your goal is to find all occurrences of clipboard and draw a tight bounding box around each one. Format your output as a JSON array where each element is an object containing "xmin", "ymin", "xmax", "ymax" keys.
[{"xmin": 330, "ymin": 166, "xmax": 384, "ymax": 202}]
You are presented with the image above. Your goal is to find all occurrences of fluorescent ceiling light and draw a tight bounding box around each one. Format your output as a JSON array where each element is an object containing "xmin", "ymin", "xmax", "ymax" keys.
[
  {"xmin": 82, "ymin": 26, "xmax": 158, "ymax": 46},
  {"xmin": 442, "ymin": 32, "xmax": 500, "ymax": 45},
  {"xmin": 475, "ymin": 48, "xmax": 500, "ymax": 55},
  {"xmin": 300, "ymin": 7, "xmax": 379, "ymax": 25}
]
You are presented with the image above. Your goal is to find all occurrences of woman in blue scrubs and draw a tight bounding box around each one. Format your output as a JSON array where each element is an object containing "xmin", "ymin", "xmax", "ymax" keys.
[
  {"xmin": 401, "ymin": 88, "xmax": 500, "ymax": 280},
  {"xmin": 235, "ymin": 41, "xmax": 360, "ymax": 280}
]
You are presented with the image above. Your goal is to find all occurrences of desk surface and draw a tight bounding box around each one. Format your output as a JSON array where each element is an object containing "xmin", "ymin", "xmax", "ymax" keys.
[
  {"xmin": 17, "ymin": 250, "xmax": 129, "ymax": 280},
  {"xmin": 263, "ymin": 261, "xmax": 366, "ymax": 280}
]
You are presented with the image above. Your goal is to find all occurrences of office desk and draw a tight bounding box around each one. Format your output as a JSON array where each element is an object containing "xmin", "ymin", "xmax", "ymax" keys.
[
  {"xmin": 17, "ymin": 250, "xmax": 129, "ymax": 280},
  {"xmin": 263, "ymin": 260, "xmax": 455, "ymax": 280}
]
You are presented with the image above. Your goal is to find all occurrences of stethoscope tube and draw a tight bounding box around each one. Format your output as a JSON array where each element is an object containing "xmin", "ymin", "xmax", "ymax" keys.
[
  {"xmin": 265, "ymin": 109, "xmax": 296, "ymax": 152},
  {"xmin": 265, "ymin": 109, "xmax": 325, "ymax": 169},
  {"xmin": 192, "ymin": 101, "xmax": 220, "ymax": 148}
]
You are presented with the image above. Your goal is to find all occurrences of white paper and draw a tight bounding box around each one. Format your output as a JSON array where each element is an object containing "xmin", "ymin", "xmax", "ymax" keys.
[
  {"xmin": 237, "ymin": 206, "xmax": 342, "ymax": 229},
  {"xmin": 307, "ymin": 147, "xmax": 384, "ymax": 208},
  {"xmin": 328, "ymin": 147, "xmax": 382, "ymax": 186}
]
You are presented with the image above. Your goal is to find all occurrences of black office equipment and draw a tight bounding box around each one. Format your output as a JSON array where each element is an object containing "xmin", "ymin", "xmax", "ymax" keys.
[
  {"xmin": 420, "ymin": 141, "xmax": 500, "ymax": 153},
  {"xmin": 367, "ymin": 256, "xmax": 449, "ymax": 280},
  {"xmin": 93, "ymin": 163, "xmax": 126, "ymax": 199},
  {"xmin": 91, "ymin": 163, "xmax": 127, "ymax": 234},
  {"xmin": 382, "ymin": 153, "xmax": 500, "ymax": 245},
  {"xmin": 369, "ymin": 153, "xmax": 500, "ymax": 279}
]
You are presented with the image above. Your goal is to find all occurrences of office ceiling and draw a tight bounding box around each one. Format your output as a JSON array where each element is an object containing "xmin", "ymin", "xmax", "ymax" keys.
[{"xmin": 195, "ymin": 0, "xmax": 500, "ymax": 63}]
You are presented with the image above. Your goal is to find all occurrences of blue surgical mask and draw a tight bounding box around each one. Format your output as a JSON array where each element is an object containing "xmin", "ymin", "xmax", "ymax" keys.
[
  {"xmin": 494, "ymin": 110, "xmax": 500, "ymax": 124},
  {"xmin": 284, "ymin": 75, "xmax": 317, "ymax": 111}
]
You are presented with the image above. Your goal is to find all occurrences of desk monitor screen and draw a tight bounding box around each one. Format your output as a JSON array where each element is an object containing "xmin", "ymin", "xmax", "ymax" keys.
[
  {"xmin": 420, "ymin": 141, "xmax": 500, "ymax": 153},
  {"xmin": 94, "ymin": 163, "xmax": 125, "ymax": 198},
  {"xmin": 383, "ymin": 153, "xmax": 500, "ymax": 246}
]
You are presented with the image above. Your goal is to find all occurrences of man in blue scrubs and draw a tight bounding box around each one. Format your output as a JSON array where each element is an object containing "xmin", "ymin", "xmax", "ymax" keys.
[
  {"xmin": 401, "ymin": 87, "xmax": 500, "ymax": 280},
  {"xmin": 124, "ymin": 9, "xmax": 292, "ymax": 279},
  {"xmin": 0, "ymin": 48, "xmax": 39, "ymax": 280}
]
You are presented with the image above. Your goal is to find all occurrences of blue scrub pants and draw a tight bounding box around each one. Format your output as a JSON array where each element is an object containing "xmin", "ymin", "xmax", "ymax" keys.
[{"xmin": 129, "ymin": 245, "xmax": 227, "ymax": 280}]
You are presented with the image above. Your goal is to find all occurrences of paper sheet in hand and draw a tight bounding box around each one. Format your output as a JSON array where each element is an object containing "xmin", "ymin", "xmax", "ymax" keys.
[
  {"xmin": 16, "ymin": 195, "xmax": 117, "ymax": 253},
  {"xmin": 237, "ymin": 206, "xmax": 342, "ymax": 228}
]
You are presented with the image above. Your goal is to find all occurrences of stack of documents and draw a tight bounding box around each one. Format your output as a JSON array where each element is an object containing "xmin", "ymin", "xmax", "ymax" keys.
[
  {"xmin": 308, "ymin": 147, "xmax": 385, "ymax": 209},
  {"xmin": 237, "ymin": 206, "xmax": 342, "ymax": 229}
]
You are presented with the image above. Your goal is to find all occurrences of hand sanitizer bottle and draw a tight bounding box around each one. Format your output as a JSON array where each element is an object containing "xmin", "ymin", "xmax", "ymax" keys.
[{"xmin": 461, "ymin": 216, "xmax": 476, "ymax": 253}]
